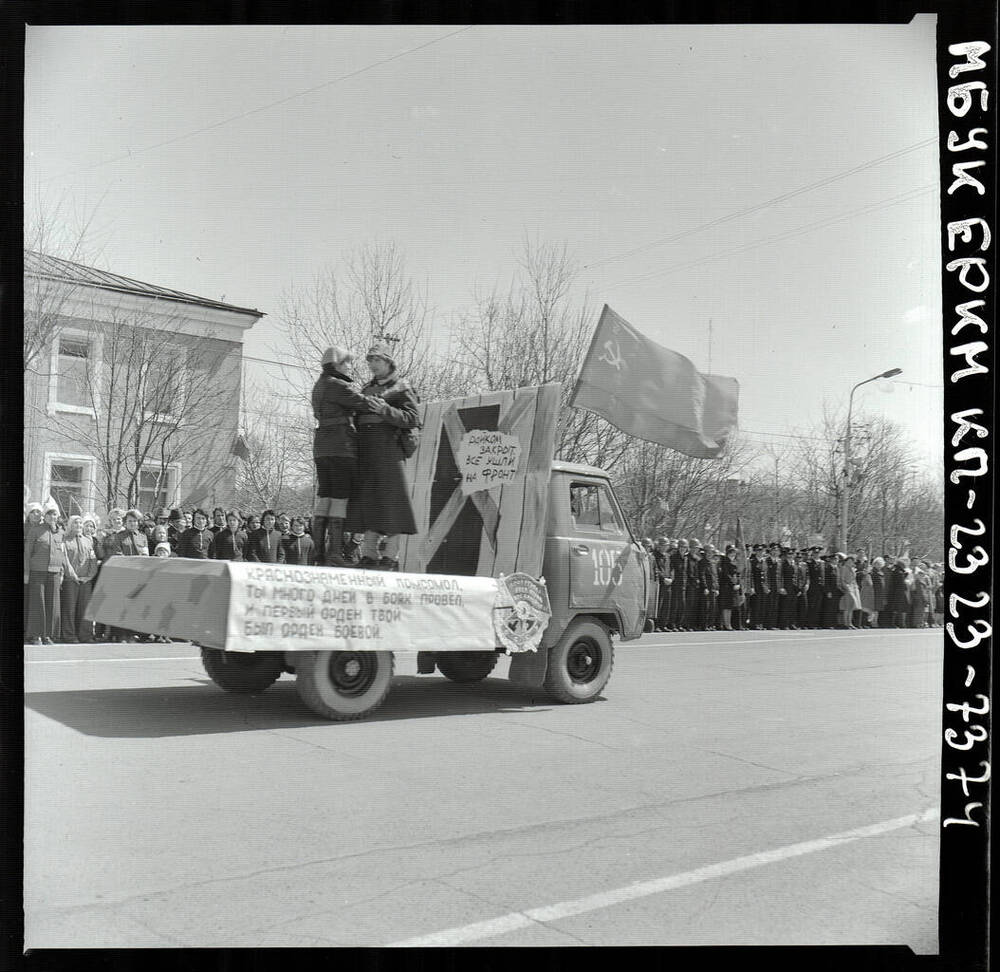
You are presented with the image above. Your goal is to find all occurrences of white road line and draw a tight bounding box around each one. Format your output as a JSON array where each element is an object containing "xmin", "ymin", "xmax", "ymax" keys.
[
  {"xmin": 26, "ymin": 655, "xmax": 201, "ymax": 664},
  {"xmin": 387, "ymin": 806, "xmax": 940, "ymax": 948},
  {"xmin": 624, "ymin": 631, "xmax": 941, "ymax": 649}
]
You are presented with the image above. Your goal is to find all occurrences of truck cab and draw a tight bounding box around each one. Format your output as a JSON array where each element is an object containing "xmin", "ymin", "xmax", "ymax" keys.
[{"xmin": 541, "ymin": 461, "xmax": 649, "ymax": 647}]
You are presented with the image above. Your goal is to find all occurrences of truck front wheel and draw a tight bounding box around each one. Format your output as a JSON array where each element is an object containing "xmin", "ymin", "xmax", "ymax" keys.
[
  {"xmin": 543, "ymin": 619, "xmax": 614, "ymax": 704},
  {"xmin": 295, "ymin": 650, "xmax": 394, "ymax": 721},
  {"xmin": 436, "ymin": 651, "xmax": 498, "ymax": 683},
  {"xmin": 201, "ymin": 648, "xmax": 284, "ymax": 694}
]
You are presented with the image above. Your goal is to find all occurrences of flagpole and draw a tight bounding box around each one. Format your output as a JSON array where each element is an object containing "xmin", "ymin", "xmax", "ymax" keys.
[{"xmin": 567, "ymin": 304, "xmax": 611, "ymax": 409}]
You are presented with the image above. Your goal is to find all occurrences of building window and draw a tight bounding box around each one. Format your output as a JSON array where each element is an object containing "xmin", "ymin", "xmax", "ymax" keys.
[
  {"xmin": 46, "ymin": 456, "xmax": 96, "ymax": 517},
  {"xmin": 137, "ymin": 466, "xmax": 178, "ymax": 512},
  {"xmin": 51, "ymin": 334, "xmax": 94, "ymax": 413}
]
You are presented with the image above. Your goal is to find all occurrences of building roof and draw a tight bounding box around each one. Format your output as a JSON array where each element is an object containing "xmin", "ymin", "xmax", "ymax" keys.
[{"xmin": 24, "ymin": 250, "xmax": 264, "ymax": 319}]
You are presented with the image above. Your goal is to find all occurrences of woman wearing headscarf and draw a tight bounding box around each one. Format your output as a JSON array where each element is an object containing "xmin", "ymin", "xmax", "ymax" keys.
[
  {"xmin": 23, "ymin": 502, "xmax": 44, "ymax": 639},
  {"xmin": 61, "ymin": 514, "xmax": 99, "ymax": 643},
  {"xmin": 310, "ymin": 345, "xmax": 373, "ymax": 567},
  {"xmin": 352, "ymin": 339, "xmax": 420, "ymax": 570},
  {"xmin": 24, "ymin": 506, "xmax": 65, "ymax": 644}
]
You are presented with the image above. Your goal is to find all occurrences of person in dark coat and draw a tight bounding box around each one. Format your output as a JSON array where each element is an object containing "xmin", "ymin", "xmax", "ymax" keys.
[
  {"xmin": 107, "ymin": 509, "xmax": 149, "ymax": 642},
  {"xmin": 310, "ymin": 345, "xmax": 373, "ymax": 566},
  {"xmin": 870, "ymin": 556, "xmax": 886, "ymax": 627},
  {"xmin": 652, "ymin": 537, "xmax": 673, "ymax": 631},
  {"xmin": 668, "ymin": 540, "xmax": 690, "ymax": 630},
  {"xmin": 211, "ymin": 511, "xmax": 245, "ymax": 561},
  {"xmin": 210, "ymin": 508, "xmax": 226, "ymax": 535},
  {"xmin": 25, "ymin": 507, "xmax": 65, "ymax": 644},
  {"xmin": 166, "ymin": 508, "xmax": 185, "ymax": 553},
  {"xmin": 246, "ymin": 509, "xmax": 285, "ymax": 563},
  {"xmin": 718, "ymin": 546, "xmax": 742, "ymax": 630},
  {"xmin": 884, "ymin": 558, "xmax": 911, "ymax": 627},
  {"xmin": 777, "ymin": 547, "xmax": 799, "ymax": 629},
  {"xmin": 700, "ymin": 547, "xmax": 720, "ymax": 631},
  {"xmin": 280, "ymin": 516, "xmax": 315, "ymax": 565},
  {"xmin": 820, "ymin": 555, "xmax": 843, "ymax": 628},
  {"xmin": 748, "ymin": 545, "xmax": 769, "ymax": 629},
  {"xmin": 352, "ymin": 339, "xmax": 421, "ymax": 570},
  {"xmin": 805, "ymin": 547, "xmax": 825, "ymax": 628},
  {"xmin": 176, "ymin": 508, "xmax": 213, "ymax": 559}
]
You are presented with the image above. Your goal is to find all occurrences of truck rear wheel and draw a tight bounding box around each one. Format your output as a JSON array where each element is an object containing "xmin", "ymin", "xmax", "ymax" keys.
[
  {"xmin": 201, "ymin": 648, "xmax": 285, "ymax": 694},
  {"xmin": 295, "ymin": 650, "xmax": 394, "ymax": 721},
  {"xmin": 543, "ymin": 619, "xmax": 614, "ymax": 704},
  {"xmin": 436, "ymin": 651, "xmax": 498, "ymax": 683}
]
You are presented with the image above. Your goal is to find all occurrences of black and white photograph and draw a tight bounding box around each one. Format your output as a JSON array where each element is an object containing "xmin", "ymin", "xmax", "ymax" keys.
[{"xmin": 10, "ymin": 6, "xmax": 993, "ymax": 962}]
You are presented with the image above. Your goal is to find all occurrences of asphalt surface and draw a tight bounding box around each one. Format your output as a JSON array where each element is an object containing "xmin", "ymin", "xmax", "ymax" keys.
[{"xmin": 22, "ymin": 627, "xmax": 942, "ymax": 949}]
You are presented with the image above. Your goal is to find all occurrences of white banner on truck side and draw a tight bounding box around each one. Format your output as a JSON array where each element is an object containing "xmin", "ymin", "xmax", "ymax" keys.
[{"xmin": 225, "ymin": 562, "xmax": 500, "ymax": 654}]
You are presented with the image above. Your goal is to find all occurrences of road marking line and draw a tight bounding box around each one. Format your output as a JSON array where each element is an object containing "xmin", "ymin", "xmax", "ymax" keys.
[
  {"xmin": 625, "ymin": 631, "xmax": 940, "ymax": 649},
  {"xmin": 387, "ymin": 806, "xmax": 940, "ymax": 947},
  {"xmin": 25, "ymin": 656, "xmax": 201, "ymax": 664}
]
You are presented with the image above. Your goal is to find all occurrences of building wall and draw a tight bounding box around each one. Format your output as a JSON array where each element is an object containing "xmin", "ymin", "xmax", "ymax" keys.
[{"xmin": 24, "ymin": 284, "xmax": 257, "ymax": 518}]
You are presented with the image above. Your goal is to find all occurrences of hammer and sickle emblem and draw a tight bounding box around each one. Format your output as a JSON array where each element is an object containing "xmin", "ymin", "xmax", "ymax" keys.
[{"xmin": 598, "ymin": 340, "xmax": 625, "ymax": 371}]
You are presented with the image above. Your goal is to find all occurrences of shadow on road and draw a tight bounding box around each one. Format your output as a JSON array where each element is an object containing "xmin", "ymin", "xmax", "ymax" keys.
[{"xmin": 23, "ymin": 675, "xmax": 578, "ymax": 737}]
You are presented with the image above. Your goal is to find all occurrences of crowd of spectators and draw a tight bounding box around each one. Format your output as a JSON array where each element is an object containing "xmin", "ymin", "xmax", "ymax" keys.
[
  {"xmin": 23, "ymin": 501, "xmax": 946, "ymax": 646},
  {"xmin": 641, "ymin": 537, "xmax": 944, "ymax": 632},
  {"xmin": 23, "ymin": 503, "xmax": 369, "ymax": 645}
]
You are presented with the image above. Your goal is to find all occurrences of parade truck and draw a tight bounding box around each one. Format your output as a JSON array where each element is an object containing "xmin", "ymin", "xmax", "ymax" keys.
[{"xmin": 87, "ymin": 384, "xmax": 652, "ymax": 721}]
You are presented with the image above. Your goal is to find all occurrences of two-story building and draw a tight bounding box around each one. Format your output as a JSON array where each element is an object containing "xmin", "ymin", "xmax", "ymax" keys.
[{"xmin": 24, "ymin": 251, "xmax": 263, "ymax": 518}]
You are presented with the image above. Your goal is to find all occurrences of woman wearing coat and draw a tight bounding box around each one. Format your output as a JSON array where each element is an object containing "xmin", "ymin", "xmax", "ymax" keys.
[
  {"xmin": 909, "ymin": 561, "xmax": 933, "ymax": 628},
  {"xmin": 310, "ymin": 345, "xmax": 373, "ymax": 567},
  {"xmin": 352, "ymin": 339, "xmax": 421, "ymax": 570},
  {"xmin": 61, "ymin": 514, "xmax": 99, "ymax": 642},
  {"xmin": 837, "ymin": 553, "xmax": 862, "ymax": 629},
  {"xmin": 869, "ymin": 557, "xmax": 886, "ymax": 627},
  {"xmin": 884, "ymin": 558, "xmax": 911, "ymax": 628},
  {"xmin": 24, "ymin": 507, "xmax": 65, "ymax": 644},
  {"xmin": 857, "ymin": 558, "xmax": 876, "ymax": 628},
  {"xmin": 211, "ymin": 510, "xmax": 245, "ymax": 561},
  {"xmin": 280, "ymin": 516, "xmax": 315, "ymax": 565}
]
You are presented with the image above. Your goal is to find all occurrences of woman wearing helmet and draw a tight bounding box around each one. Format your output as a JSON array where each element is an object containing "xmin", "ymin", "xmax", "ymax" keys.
[
  {"xmin": 311, "ymin": 345, "xmax": 374, "ymax": 567},
  {"xmin": 352, "ymin": 338, "xmax": 420, "ymax": 570}
]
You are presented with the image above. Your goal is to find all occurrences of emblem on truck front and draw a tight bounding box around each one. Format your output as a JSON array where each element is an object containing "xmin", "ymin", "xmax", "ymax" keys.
[{"xmin": 493, "ymin": 573, "xmax": 551, "ymax": 653}]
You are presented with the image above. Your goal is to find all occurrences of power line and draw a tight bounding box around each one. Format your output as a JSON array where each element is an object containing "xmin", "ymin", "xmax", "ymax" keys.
[
  {"xmin": 582, "ymin": 136, "xmax": 936, "ymax": 273},
  {"xmin": 44, "ymin": 26, "xmax": 475, "ymax": 184},
  {"xmin": 603, "ymin": 183, "xmax": 937, "ymax": 291}
]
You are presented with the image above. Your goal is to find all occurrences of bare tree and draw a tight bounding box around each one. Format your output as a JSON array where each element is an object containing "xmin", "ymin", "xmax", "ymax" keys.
[
  {"xmin": 232, "ymin": 375, "xmax": 314, "ymax": 512},
  {"xmin": 33, "ymin": 305, "xmax": 241, "ymax": 511},
  {"xmin": 613, "ymin": 433, "xmax": 759, "ymax": 542},
  {"xmin": 455, "ymin": 239, "xmax": 627, "ymax": 467},
  {"xmin": 23, "ymin": 194, "xmax": 109, "ymax": 375}
]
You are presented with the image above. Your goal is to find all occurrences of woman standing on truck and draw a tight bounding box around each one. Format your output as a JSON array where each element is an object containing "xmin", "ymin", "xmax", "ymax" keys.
[
  {"xmin": 311, "ymin": 345, "xmax": 374, "ymax": 567},
  {"xmin": 352, "ymin": 339, "xmax": 421, "ymax": 571}
]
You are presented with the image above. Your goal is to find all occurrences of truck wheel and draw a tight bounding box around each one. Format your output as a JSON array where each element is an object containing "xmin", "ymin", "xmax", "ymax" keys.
[
  {"xmin": 543, "ymin": 619, "xmax": 614, "ymax": 704},
  {"xmin": 295, "ymin": 650, "xmax": 394, "ymax": 721},
  {"xmin": 201, "ymin": 648, "xmax": 284, "ymax": 694},
  {"xmin": 436, "ymin": 651, "xmax": 498, "ymax": 683}
]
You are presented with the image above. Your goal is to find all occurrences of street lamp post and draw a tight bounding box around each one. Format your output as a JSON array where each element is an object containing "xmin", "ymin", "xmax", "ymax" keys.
[{"xmin": 839, "ymin": 367, "xmax": 902, "ymax": 552}]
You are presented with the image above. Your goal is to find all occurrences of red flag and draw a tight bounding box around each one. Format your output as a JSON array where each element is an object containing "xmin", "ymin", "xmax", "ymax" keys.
[{"xmin": 569, "ymin": 306, "xmax": 739, "ymax": 459}]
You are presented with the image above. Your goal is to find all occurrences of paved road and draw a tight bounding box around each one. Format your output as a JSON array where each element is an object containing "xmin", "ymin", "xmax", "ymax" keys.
[{"xmin": 23, "ymin": 628, "xmax": 942, "ymax": 949}]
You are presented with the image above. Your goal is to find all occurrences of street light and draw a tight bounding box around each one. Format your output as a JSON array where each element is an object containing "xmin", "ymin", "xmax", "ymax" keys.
[{"xmin": 839, "ymin": 367, "xmax": 902, "ymax": 551}]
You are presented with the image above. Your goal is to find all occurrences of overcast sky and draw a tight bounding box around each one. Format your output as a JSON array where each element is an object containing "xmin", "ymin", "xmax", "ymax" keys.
[{"xmin": 24, "ymin": 20, "xmax": 943, "ymax": 473}]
